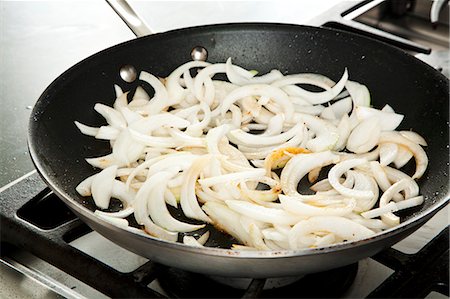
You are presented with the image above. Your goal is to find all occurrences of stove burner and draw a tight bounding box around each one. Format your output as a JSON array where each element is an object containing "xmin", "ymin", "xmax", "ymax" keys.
[{"xmin": 157, "ymin": 263, "xmax": 358, "ymax": 298}]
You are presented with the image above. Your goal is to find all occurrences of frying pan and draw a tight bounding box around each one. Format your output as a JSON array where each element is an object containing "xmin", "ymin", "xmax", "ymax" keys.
[{"xmin": 28, "ymin": 15, "xmax": 449, "ymax": 277}]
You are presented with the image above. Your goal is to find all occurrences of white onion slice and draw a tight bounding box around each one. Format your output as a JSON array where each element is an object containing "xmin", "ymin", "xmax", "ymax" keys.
[
  {"xmin": 166, "ymin": 61, "xmax": 210, "ymax": 105},
  {"xmin": 94, "ymin": 211, "xmax": 129, "ymax": 228},
  {"xmin": 220, "ymin": 84, "xmax": 294, "ymax": 122},
  {"xmin": 355, "ymin": 106, "xmax": 404, "ymax": 131},
  {"xmin": 272, "ymin": 69, "xmax": 348, "ymax": 105},
  {"xmin": 280, "ymin": 151, "xmax": 339, "ymax": 196},
  {"xmin": 225, "ymin": 200, "xmax": 304, "ymax": 225},
  {"xmin": 147, "ymin": 171, "xmax": 205, "ymax": 232},
  {"xmin": 289, "ymin": 216, "xmax": 375, "ymax": 249},
  {"xmin": 379, "ymin": 131, "xmax": 428, "ymax": 179},
  {"xmin": 393, "ymin": 146, "xmax": 414, "ymax": 169},
  {"xmin": 180, "ymin": 155, "xmax": 213, "ymax": 223},
  {"xmin": 202, "ymin": 201, "xmax": 252, "ymax": 246},
  {"xmin": 328, "ymin": 159, "xmax": 373, "ymax": 199},
  {"xmin": 227, "ymin": 122, "xmax": 303, "ymax": 148},
  {"xmin": 94, "ymin": 103, "xmax": 127, "ymax": 129},
  {"xmin": 91, "ymin": 165, "xmax": 118, "ymax": 209},
  {"xmin": 399, "ymin": 131, "xmax": 427, "ymax": 146},
  {"xmin": 345, "ymin": 80, "xmax": 370, "ymax": 107},
  {"xmin": 279, "ymin": 195, "xmax": 355, "ymax": 217},
  {"xmin": 347, "ymin": 117, "xmax": 381, "ymax": 154},
  {"xmin": 74, "ymin": 121, "xmax": 99, "ymax": 136}
]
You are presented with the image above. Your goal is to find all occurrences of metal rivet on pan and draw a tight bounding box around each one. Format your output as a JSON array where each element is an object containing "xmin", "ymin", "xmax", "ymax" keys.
[
  {"xmin": 120, "ymin": 64, "xmax": 137, "ymax": 83},
  {"xmin": 191, "ymin": 46, "xmax": 208, "ymax": 61}
]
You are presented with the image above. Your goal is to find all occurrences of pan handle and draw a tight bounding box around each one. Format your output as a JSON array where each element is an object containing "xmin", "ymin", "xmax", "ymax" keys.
[{"xmin": 105, "ymin": 0, "xmax": 152, "ymax": 37}]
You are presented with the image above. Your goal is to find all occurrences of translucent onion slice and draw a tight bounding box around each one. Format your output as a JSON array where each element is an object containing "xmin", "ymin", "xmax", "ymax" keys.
[
  {"xmin": 227, "ymin": 122, "xmax": 303, "ymax": 148},
  {"xmin": 347, "ymin": 117, "xmax": 381, "ymax": 154},
  {"xmin": 249, "ymin": 223, "xmax": 270, "ymax": 250},
  {"xmin": 94, "ymin": 103, "xmax": 127, "ymax": 129},
  {"xmin": 393, "ymin": 145, "xmax": 414, "ymax": 168},
  {"xmin": 91, "ymin": 165, "xmax": 118, "ymax": 209},
  {"xmin": 288, "ymin": 216, "xmax": 375, "ymax": 249},
  {"xmin": 198, "ymin": 169, "xmax": 266, "ymax": 187},
  {"xmin": 279, "ymin": 195, "xmax": 356, "ymax": 217},
  {"xmin": 294, "ymin": 114, "xmax": 339, "ymax": 152},
  {"xmin": 355, "ymin": 106, "xmax": 404, "ymax": 131},
  {"xmin": 328, "ymin": 159, "xmax": 374, "ymax": 199},
  {"xmin": 345, "ymin": 80, "xmax": 370, "ymax": 107},
  {"xmin": 95, "ymin": 126, "xmax": 120, "ymax": 140},
  {"xmin": 280, "ymin": 151, "xmax": 339, "ymax": 196},
  {"xmin": 202, "ymin": 201, "xmax": 252, "ymax": 246},
  {"xmin": 379, "ymin": 131, "xmax": 428, "ymax": 179},
  {"xmin": 133, "ymin": 172, "xmax": 178, "ymax": 242},
  {"xmin": 361, "ymin": 195, "xmax": 424, "ymax": 219},
  {"xmin": 86, "ymin": 154, "xmax": 123, "ymax": 169},
  {"xmin": 139, "ymin": 71, "xmax": 171, "ymax": 115},
  {"xmin": 225, "ymin": 200, "xmax": 304, "ymax": 225},
  {"xmin": 220, "ymin": 84, "xmax": 294, "ymax": 122},
  {"xmin": 272, "ymin": 69, "xmax": 348, "ymax": 105},
  {"xmin": 180, "ymin": 155, "xmax": 213, "ymax": 223},
  {"xmin": 147, "ymin": 171, "xmax": 205, "ymax": 232},
  {"xmin": 112, "ymin": 129, "xmax": 146, "ymax": 166},
  {"xmin": 378, "ymin": 178, "xmax": 419, "ymax": 226},
  {"xmin": 94, "ymin": 212, "xmax": 129, "ymax": 228},
  {"xmin": 320, "ymin": 97, "xmax": 352, "ymax": 121},
  {"xmin": 76, "ymin": 175, "xmax": 95, "ymax": 196},
  {"xmin": 166, "ymin": 61, "xmax": 210, "ymax": 105},
  {"xmin": 74, "ymin": 121, "xmax": 99, "ymax": 137},
  {"xmin": 399, "ymin": 131, "xmax": 427, "ymax": 146},
  {"xmin": 379, "ymin": 142, "xmax": 398, "ymax": 166},
  {"xmin": 369, "ymin": 161, "xmax": 403, "ymax": 202}
]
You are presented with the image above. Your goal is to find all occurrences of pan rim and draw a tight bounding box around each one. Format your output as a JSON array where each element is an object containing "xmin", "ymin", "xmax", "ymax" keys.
[{"xmin": 28, "ymin": 22, "xmax": 449, "ymax": 259}]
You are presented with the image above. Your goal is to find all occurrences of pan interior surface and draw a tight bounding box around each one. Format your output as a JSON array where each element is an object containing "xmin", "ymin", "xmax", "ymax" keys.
[{"xmin": 28, "ymin": 24, "xmax": 449, "ymax": 262}]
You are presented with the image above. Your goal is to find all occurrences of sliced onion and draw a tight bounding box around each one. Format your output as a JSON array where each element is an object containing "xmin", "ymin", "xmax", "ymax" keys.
[
  {"xmin": 166, "ymin": 61, "xmax": 210, "ymax": 105},
  {"xmin": 281, "ymin": 151, "xmax": 339, "ymax": 196},
  {"xmin": 147, "ymin": 171, "xmax": 205, "ymax": 232},
  {"xmin": 272, "ymin": 69, "xmax": 348, "ymax": 105},
  {"xmin": 379, "ymin": 131, "xmax": 428, "ymax": 179},
  {"xmin": 94, "ymin": 103, "xmax": 127, "ymax": 129},
  {"xmin": 369, "ymin": 161, "xmax": 403, "ymax": 202},
  {"xmin": 94, "ymin": 211, "xmax": 129, "ymax": 228},
  {"xmin": 378, "ymin": 178, "xmax": 419, "ymax": 226},
  {"xmin": 347, "ymin": 116, "xmax": 381, "ymax": 154},
  {"xmin": 180, "ymin": 155, "xmax": 213, "ymax": 223},
  {"xmin": 294, "ymin": 114, "xmax": 339, "ymax": 152},
  {"xmin": 288, "ymin": 216, "xmax": 375, "ymax": 249},
  {"xmin": 220, "ymin": 84, "xmax": 294, "ymax": 122},
  {"xmin": 91, "ymin": 165, "xmax": 118, "ymax": 209},
  {"xmin": 279, "ymin": 194, "xmax": 355, "ymax": 217},
  {"xmin": 345, "ymin": 80, "xmax": 370, "ymax": 107},
  {"xmin": 328, "ymin": 159, "xmax": 373, "ymax": 199},
  {"xmin": 399, "ymin": 131, "xmax": 427, "ymax": 146},
  {"xmin": 393, "ymin": 145, "xmax": 414, "ymax": 169},
  {"xmin": 202, "ymin": 201, "xmax": 252, "ymax": 246},
  {"xmin": 225, "ymin": 200, "xmax": 304, "ymax": 225},
  {"xmin": 227, "ymin": 122, "xmax": 303, "ymax": 148},
  {"xmin": 355, "ymin": 106, "xmax": 403, "ymax": 131},
  {"xmin": 74, "ymin": 121, "xmax": 99, "ymax": 136},
  {"xmin": 379, "ymin": 142, "xmax": 398, "ymax": 166}
]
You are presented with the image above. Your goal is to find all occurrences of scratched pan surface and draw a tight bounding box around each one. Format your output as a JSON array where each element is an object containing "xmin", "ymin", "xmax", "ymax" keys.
[{"xmin": 29, "ymin": 23, "xmax": 449, "ymax": 277}]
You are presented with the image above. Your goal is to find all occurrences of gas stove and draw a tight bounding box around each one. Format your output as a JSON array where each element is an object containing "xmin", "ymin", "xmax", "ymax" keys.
[{"xmin": 1, "ymin": 1, "xmax": 448, "ymax": 298}]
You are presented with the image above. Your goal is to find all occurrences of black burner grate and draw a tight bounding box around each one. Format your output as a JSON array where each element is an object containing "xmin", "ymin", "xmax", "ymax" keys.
[{"xmin": 1, "ymin": 172, "xmax": 449, "ymax": 298}]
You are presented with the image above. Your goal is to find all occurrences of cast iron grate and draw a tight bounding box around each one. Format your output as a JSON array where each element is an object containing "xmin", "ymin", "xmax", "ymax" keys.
[{"xmin": 0, "ymin": 172, "xmax": 448, "ymax": 298}]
